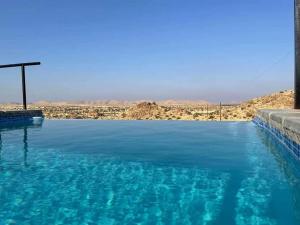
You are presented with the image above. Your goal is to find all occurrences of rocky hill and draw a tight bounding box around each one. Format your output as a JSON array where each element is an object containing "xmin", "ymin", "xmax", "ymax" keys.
[
  {"xmin": 122, "ymin": 102, "xmax": 193, "ymax": 120},
  {"xmin": 0, "ymin": 90, "xmax": 294, "ymax": 121},
  {"xmin": 220, "ymin": 90, "xmax": 293, "ymax": 121},
  {"xmin": 121, "ymin": 90, "xmax": 294, "ymax": 121},
  {"xmin": 244, "ymin": 90, "xmax": 293, "ymax": 109}
]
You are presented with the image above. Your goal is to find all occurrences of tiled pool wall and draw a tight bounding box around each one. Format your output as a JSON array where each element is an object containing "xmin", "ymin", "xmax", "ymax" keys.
[
  {"xmin": 253, "ymin": 116, "xmax": 300, "ymax": 160},
  {"xmin": 0, "ymin": 110, "xmax": 44, "ymax": 125}
]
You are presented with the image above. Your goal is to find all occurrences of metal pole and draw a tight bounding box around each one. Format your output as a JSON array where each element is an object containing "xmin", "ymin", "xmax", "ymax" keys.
[
  {"xmin": 206, "ymin": 104, "xmax": 209, "ymax": 120},
  {"xmin": 21, "ymin": 65, "xmax": 27, "ymax": 110},
  {"xmin": 295, "ymin": 0, "xmax": 300, "ymax": 108},
  {"xmin": 219, "ymin": 102, "xmax": 222, "ymax": 121}
]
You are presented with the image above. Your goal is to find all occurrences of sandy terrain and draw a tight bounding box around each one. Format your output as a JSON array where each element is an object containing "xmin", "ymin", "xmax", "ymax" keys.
[{"xmin": 0, "ymin": 90, "xmax": 293, "ymax": 121}]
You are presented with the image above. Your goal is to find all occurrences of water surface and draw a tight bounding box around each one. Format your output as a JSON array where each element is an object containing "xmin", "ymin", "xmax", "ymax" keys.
[{"xmin": 0, "ymin": 120, "xmax": 299, "ymax": 225}]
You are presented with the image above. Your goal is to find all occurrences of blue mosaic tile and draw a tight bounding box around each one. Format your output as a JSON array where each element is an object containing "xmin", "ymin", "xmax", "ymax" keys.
[{"xmin": 253, "ymin": 117, "xmax": 300, "ymax": 160}]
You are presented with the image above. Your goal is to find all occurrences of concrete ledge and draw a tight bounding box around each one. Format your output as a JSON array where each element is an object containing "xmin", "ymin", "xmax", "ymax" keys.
[
  {"xmin": 257, "ymin": 109, "xmax": 295, "ymax": 123},
  {"xmin": 255, "ymin": 109, "xmax": 300, "ymax": 159},
  {"xmin": 284, "ymin": 117, "xmax": 300, "ymax": 134},
  {"xmin": 256, "ymin": 110, "xmax": 300, "ymax": 135}
]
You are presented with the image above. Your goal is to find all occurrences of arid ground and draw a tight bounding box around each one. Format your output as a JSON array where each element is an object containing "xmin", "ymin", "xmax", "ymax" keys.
[{"xmin": 0, "ymin": 90, "xmax": 293, "ymax": 121}]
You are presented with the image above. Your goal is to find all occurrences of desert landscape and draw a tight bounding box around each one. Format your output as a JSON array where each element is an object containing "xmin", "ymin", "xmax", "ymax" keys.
[{"xmin": 0, "ymin": 90, "xmax": 293, "ymax": 121}]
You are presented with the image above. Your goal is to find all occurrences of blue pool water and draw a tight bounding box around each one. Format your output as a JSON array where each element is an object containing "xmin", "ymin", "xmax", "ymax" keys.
[{"xmin": 0, "ymin": 120, "xmax": 300, "ymax": 225}]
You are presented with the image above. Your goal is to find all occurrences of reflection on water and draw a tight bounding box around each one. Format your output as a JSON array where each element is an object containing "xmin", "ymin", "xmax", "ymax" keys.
[
  {"xmin": 235, "ymin": 125, "xmax": 277, "ymax": 225},
  {"xmin": 256, "ymin": 127, "xmax": 300, "ymax": 224},
  {"xmin": 0, "ymin": 131, "xmax": 2, "ymax": 162},
  {"xmin": 23, "ymin": 127, "xmax": 28, "ymax": 167},
  {"xmin": 0, "ymin": 121, "xmax": 43, "ymax": 168}
]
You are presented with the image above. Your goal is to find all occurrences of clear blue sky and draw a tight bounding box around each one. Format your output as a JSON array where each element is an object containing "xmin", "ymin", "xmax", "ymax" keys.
[{"xmin": 0, "ymin": 0, "xmax": 294, "ymax": 103}]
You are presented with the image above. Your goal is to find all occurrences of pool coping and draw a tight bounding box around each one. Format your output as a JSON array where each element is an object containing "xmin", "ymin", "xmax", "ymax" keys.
[{"xmin": 254, "ymin": 109, "xmax": 300, "ymax": 160}]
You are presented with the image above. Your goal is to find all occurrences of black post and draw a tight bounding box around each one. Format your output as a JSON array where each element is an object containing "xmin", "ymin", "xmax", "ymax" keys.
[
  {"xmin": 295, "ymin": 0, "xmax": 300, "ymax": 108},
  {"xmin": 21, "ymin": 65, "xmax": 27, "ymax": 110},
  {"xmin": 0, "ymin": 62, "xmax": 40, "ymax": 110},
  {"xmin": 219, "ymin": 102, "xmax": 222, "ymax": 121},
  {"xmin": 206, "ymin": 104, "xmax": 209, "ymax": 119}
]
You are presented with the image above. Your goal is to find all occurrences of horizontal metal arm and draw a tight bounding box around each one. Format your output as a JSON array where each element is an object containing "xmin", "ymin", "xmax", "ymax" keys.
[{"xmin": 0, "ymin": 62, "xmax": 41, "ymax": 69}]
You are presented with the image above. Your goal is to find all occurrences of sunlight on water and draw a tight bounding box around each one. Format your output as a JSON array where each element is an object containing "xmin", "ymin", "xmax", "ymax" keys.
[
  {"xmin": 0, "ymin": 150, "xmax": 230, "ymax": 225},
  {"xmin": 0, "ymin": 120, "xmax": 300, "ymax": 225}
]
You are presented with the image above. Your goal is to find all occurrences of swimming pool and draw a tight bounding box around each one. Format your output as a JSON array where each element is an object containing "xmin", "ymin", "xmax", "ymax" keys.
[{"xmin": 0, "ymin": 120, "xmax": 299, "ymax": 225}]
